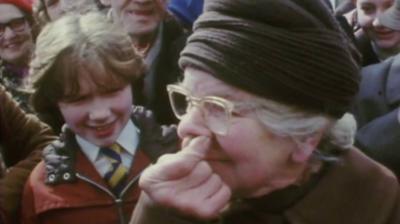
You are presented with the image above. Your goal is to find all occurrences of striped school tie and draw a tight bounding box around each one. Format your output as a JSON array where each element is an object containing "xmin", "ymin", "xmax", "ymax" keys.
[{"xmin": 100, "ymin": 143, "xmax": 128, "ymax": 195}]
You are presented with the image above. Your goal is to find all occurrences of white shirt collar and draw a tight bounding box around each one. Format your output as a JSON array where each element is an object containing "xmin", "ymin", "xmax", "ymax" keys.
[{"xmin": 76, "ymin": 120, "xmax": 140, "ymax": 163}]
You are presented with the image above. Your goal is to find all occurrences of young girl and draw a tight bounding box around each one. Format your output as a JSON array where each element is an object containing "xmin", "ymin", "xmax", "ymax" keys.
[{"xmin": 21, "ymin": 12, "xmax": 178, "ymax": 224}]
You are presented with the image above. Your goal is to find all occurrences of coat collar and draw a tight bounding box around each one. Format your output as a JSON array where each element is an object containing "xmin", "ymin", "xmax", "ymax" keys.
[
  {"xmin": 219, "ymin": 149, "xmax": 399, "ymax": 224},
  {"xmin": 285, "ymin": 148, "xmax": 399, "ymax": 224},
  {"xmin": 43, "ymin": 106, "xmax": 179, "ymax": 185}
]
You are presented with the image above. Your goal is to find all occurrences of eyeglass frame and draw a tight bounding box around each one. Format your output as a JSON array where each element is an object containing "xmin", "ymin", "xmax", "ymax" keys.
[
  {"xmin": 167, "ymin": 84, "xmax": 257, "ymax": 135},
  {"xmin": 0, "ymin": 17, "xmax": 28, "ymax": 38}
]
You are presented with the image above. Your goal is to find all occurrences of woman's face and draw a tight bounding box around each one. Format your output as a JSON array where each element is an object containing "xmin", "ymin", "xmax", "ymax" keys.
[
  {"xmin": 176, "ymin": 68, "xmax": 309, "ymax": 198},
  {"xmin": 356, "ymin": 0, "xmax": 400, "ymax": 51},
  {"xmin": 0, "ymin": 4, "xmax": 33, "ymax": 65},
  {"xmin": 58, "ymin": 73, "xmax": 133, "ymax": 147}
]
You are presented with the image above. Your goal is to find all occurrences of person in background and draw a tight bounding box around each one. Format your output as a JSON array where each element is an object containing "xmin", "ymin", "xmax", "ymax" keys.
[
  {"xmin": 346, "ymin": 0, "xmax": 400, "ymax": 65},
  {"xmin": 129, "ymin": 0, "xmax": 400, "ymax": 224},
  {"xmin": 106, "ymin": 0, "xmax": 188, "ymax": 125},
  {"xmin": 32, "ymin": 0, "xmax": 100, "ymax": 28},
  {"xmin": 0, "ymin": 84, "xmax": 55, "ymax": 223},
  {"xmin": 168, "ymin": 0, "xmax": 203, "ymax": 30},
  {"xmin": 0, "ymin": 0, "xmax": 35, "ymax": 112},
  {"xmin": 352, "ymin": 0, "xmax": 400, "ymax": 178},
  {"xmin": 21, "ymin": 12, "xmax": 178, "ymax": 224}
]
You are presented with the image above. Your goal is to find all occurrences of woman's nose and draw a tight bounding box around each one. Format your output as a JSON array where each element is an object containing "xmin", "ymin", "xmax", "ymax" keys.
[
  {"xmin": 177, "ymin": 106, "xmax": 211, "ymax": 139},
  {"xmin": 2, "ymin": 27, "xmax": 16, "ymax": 39}
]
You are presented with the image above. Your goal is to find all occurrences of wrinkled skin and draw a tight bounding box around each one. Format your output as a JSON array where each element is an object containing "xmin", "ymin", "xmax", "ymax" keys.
[{"xmin": 139, "ymin": 136, "xmax": 231, "ymax": 219}]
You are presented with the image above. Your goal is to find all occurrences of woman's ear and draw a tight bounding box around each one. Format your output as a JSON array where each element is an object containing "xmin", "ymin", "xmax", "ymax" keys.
[{"xmin": 291, "ymin": 130, "xmax": 324, "ymax": 163}]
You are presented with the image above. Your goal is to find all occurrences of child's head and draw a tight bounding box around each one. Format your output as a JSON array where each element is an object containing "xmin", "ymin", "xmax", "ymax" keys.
[{"xmin": 30, "ymin": 12, "xmax": 144, "ymax": 144}]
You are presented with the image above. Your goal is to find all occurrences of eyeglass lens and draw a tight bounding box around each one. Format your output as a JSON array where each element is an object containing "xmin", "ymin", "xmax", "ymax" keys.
[
  {"xmin": 169, "ymin": 89, "xmax": 230, "ymax": 135},
  {"xmin": 0, "ymin": 17, "xmax": 26, "ymax": 37},
  {"xmin": 169, "ymin": 90, "xmax": 189, "ymax": 118}
]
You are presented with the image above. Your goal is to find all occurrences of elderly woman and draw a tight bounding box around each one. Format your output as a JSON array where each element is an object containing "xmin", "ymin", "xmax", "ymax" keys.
[{"xmin": 129, "ymin": 0, "xmax": 400, "ymax": 224}]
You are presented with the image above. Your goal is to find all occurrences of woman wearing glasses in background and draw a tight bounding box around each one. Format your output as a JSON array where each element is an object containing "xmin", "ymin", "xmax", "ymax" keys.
[
  {"xmin": 129, "ymin": 0, "xmax": 400, "ymax": 223},
  {"xmin": 0, "ymin": 0, "xmax": 34, "ymax": 113}
]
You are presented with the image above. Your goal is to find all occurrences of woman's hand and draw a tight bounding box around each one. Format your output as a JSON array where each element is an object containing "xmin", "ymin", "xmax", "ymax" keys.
[{"xmin": 138, "ymin": 136, "xmax": 231, "ymax": 220}]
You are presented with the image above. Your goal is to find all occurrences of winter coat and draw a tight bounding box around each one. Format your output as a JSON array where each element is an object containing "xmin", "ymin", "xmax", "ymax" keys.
[
  {"xmin": 0, "ymin": 84, "xmax": 55, "ymax": 223},
  {"xmin": 130, "ymin": 148, "xmax": 400, "ymax": 224},
  {"xmin": 21, "ymin": 107, "xmax": 179, "ymax": 224}
]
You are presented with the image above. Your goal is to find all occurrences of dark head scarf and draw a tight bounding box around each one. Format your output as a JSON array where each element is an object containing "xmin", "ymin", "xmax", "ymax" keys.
[{"xmin": 179, "ymin": 0, "xmax": 360, "ymax": 118}]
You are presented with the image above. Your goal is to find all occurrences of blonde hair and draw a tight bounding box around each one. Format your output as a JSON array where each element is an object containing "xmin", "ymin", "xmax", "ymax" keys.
[{"xmin": 29, "ymin": 12, "xmax": 144, "ymax": 132}]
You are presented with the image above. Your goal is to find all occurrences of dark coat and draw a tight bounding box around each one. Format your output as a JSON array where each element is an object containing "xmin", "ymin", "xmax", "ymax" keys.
[
  {"xmin": 0, "ymin": 60, "xmax": 32, "ymax": 113},
  {"xmin": 133, "ymin": 17, "xmax": 188, "ymax": 125},
  {"xmin": 353, "ymin": 54, "xmax": 400, "ymax": 177},
  {"xmin": 0, "ymin": 85, "xmax": 55, "ymax": 222},
  {"xmin": 355, "ymin": 34, "xmax": 380, "ymax": 67},
  {"xmin": 130, "ymin": 148, "xmax": 400, "ymax": 224}
]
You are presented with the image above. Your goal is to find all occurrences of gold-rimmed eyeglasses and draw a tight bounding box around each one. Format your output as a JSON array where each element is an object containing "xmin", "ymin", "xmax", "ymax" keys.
[{"xmin": 167, "ymin": 84, "xmax": 254, "ymax": 136}]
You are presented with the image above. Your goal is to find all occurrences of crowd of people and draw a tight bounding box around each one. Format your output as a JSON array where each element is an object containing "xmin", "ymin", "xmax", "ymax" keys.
[{"xmin": 0, "ymin": 0, "xmax": 399, "ymax": 223}]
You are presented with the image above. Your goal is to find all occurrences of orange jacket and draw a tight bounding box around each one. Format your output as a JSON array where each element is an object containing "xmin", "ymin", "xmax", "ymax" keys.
[
  {"xmin": 22, "ymin": 148, "xmax": 150, "ymax": 224},
  {"xmin": 21, "ymin": 108, "xmax": 179, "ymax": 224}
]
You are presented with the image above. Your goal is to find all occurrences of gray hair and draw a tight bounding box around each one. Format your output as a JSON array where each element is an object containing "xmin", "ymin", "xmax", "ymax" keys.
[{"xmin": 253, "ymin": 97, "xmax": 357, "ymax": 153}]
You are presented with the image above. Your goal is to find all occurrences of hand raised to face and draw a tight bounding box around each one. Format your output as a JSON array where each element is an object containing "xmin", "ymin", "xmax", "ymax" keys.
[{"xmin": 138, "ymin": 136, "xmax": 232, "ymax": 220}]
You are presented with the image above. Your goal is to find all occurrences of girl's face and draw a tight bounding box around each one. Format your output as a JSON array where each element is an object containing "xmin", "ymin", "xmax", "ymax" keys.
[
  {"xmin": 58, "ymin": 72, "xmax": 133, "ymax": 147},
  {"xmin": 0, "ymin": 4, "xmax": 33, "ymax": 65},
  {"xmin": 357, "ymin": 0, "xmax": 400, "ymax": 51}
]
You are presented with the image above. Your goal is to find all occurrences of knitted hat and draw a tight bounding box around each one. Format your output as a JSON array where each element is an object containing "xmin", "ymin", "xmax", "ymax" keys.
[
  {"xmin": 379, "ymin": 0, "xmax": 400, "ymax": 30},
  {"xmin": 179, "ymin": 0, "xmax": 360, "ymax": 118},
  {"xmin": 0, "ymin": 0, "xmax": 33, "ymax": 14}
]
